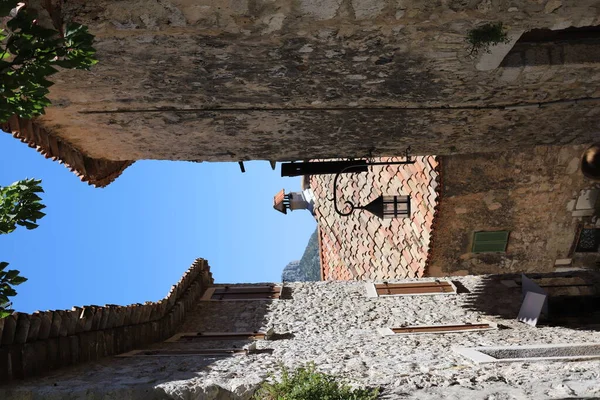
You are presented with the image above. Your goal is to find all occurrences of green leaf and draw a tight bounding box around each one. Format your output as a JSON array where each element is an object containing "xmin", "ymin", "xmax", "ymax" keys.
[
  {"xmin": 10, "ymin": 276, "xmax": 27, "ymax": 285},
  {"xmin": 5, "ymin": 270, "xmax": 19, "ymax": 280},
  {"xmin": 0, "ymin": 262, "xmax": 8, "ymax": 271},
  {"xmin": 21, "ymin": 221, "xmax": 38, "ymax": 230},
  {"xmin": 0, "ymin": 309, "xmax": 12, "ymax": 319}
]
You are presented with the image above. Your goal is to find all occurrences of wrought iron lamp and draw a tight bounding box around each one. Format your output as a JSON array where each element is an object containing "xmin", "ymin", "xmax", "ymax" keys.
[{"xmin": 332, "ymin": 147, "xmax": 414, "ymax": 219}]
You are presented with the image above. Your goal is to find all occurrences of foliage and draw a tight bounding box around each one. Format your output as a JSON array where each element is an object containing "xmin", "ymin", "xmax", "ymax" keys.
[
  {"xmin": 0, "ymin": 178, "xmax": 45, "ymax": 317},
  {"xmin": 0, "ymin": 0, "xmax": 97, "ymax": 123},
  {"xmin": 466, "ymin": 22, "xmax": 510, "ymax": 54},
  {"xmin": 0, "ymin": 178, "xmax": 45, "ymax": 233},
  {"xmin": 253, "ymin": 364, "xmax": 380, "ymax": 400},
  {"xmin": 0, "ymin": 262, "xmax": 26, "ymax": 318}
]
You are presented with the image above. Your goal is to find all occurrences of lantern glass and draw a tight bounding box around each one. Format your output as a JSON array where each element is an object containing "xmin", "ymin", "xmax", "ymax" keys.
[
  {"xmin": 382, "ymin": 195, "xmax": 410, "ymax": 219},
  {"xmin": 363, "ymin": 195, "xmax": 411, "ymax": 219}
]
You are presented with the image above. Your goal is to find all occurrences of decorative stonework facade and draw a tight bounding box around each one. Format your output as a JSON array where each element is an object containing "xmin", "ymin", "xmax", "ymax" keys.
[
  {"xmin": 310, "ymin": 145, "xmax": 600, "ymax": 279},
  {"xmin": 312, "ymin": 156, "xmax": 439, "ymax": 280}
]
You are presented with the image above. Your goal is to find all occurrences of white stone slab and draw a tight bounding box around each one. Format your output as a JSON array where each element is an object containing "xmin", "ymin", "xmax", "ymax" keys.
[
  {"xmin": 377, "ymin": 328, "xmax": 395, "ymax": 336},
  {"xmin": 576, "ymin": 189, "xmax": 599, "ymax": 210},
  {"xmin": 456, "ymin": 343, "xmax": 600, "ymax": 364},
  {"xmin": 518, "ymin": 291, "xmax": 547, "ymax": 327},
  {"xmin": 365, "ymin": 283, "xmax": 378, "ymax": 298},
  {"xmin": 522, "ymin": 274, "xmax": 548, "ymax": 315},
  {"xmin": 572, "ymin": 209, "xmax": 595, "ymax": 217}
]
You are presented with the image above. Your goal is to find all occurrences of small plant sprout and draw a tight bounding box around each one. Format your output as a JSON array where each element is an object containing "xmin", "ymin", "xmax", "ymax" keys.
[
  {"xmin": 253, "ymin": 363, "xmax": 380, "ymax": 400},
  {"xmin": 467, "ymin": 22, "xmax": 510, "ymax": 55}
]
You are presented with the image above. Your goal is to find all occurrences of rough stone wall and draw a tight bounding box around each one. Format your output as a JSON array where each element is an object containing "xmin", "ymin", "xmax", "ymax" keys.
[
  {"xmin": 3, "ymin": 275, "xmax": 600, "ymax": 399},
  {"xmin": 18, "ymin": 0, "xmax": 600, "ymax": 172},
  {"xmin": 428, "ymin": 145, "xmax": 600, "ymax": 276},
  {"xmin": 0, "ymin": 259, "xmax": 213, "ymax": 383}
]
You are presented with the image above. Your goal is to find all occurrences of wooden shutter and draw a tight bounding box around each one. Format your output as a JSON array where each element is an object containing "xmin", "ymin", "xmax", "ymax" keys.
[
  {"xmin": 372, "ymin": 281, "xmax": 456, "ymax": 296},
  {"xmin": 390, "ymin": 323, "xmax": 494, "ymax": 334},
  {"xmin": 472, "ymin": 231, "xmax": 510, "ymax": 253},
  {"xmin": 202, "ymin": 285, "xmax": 282, "ymax": 301},
  {"xmin": 167, "ymin": 331, "xmax": 269, "ymax": 342}
]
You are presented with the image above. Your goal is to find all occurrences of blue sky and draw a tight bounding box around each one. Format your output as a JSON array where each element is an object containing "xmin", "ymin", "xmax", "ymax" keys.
[{"xmin": 0, "ymin": 132, "xmax": 316, "ymax": 313}]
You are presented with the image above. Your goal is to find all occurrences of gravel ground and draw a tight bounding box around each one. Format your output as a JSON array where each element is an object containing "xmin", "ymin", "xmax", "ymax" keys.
[{"xmin": 2, "ymin": 275, "xmax": 600, "ymax": 399}]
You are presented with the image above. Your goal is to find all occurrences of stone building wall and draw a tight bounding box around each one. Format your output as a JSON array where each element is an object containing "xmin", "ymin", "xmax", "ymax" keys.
[
  {"xmin": 4, "ymin": 275, "xmax": 600, "ymax": 399},
  {"xmin": 427, "ymin": 145, "xmax": 600, "ymax": 276},
  {"xmin": 9, "ymin": 0, "xmax": 600, "ymax": 186},
  {"xmin": 0, "ymin": 259, "xmax": 213, "ymax": 383}
]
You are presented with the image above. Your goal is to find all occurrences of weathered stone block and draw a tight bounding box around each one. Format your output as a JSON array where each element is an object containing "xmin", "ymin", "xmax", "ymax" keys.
[
  {"xmin": 352, "ymin": 0, "xmax": 386, "ymax": 19},
  {"xmin": 57, "ymin": 311, "xmax": 69, "ymax": 337},
  {"xmin": 49, "ymin": 311, "xmax": 62, "ymax": 338},
  {"xmin": 96, "ymin": 331, "xmax": 106, "ymax": 359},
  {"xmin": 103, "ymin": 329, "xmax": 115, "ymax": 356},
  {"xmin": 1, "ymin": 314, "xmax": 17, "ymax": 345},
  {"xmin": 122, "ymin": 326, "xmax": 133, "ymax": 353},
  {"xmin": 57, "ymin": 336, "xmax": 71, "ymax": 367},
  {"xmin": 14, "ymin": 314, "xmax": 30, "ymax": 345},
  {"xmin": 21, "ymin": 341, "xmax": 47, "ymax": 377},
  {"xmin": 26, "ymin": 314, "xmax": 41, "ymax": 342},
  {"xmin": 106, "ymin": 307, "xmax": 118, "ymax": 329},
  {"xmin": 82, "ymin": 308, "xmax": 94, "ymax": 331},
  {"xmin": 7, "ymin": 345, "xmax": 23, "ymax": 380},
  {"xmin": 72, "ymin": 307, "xmax": 85, "ymax": 333},
  {"xmin": 114, "ymin": 326, "xmax": 126, "ymax": 355},
  {"xmin": 37, "ymin": 312, "xmax": 52, "ymax": 340},
  {"xmin": 99, "ymin": 307, "xmax": 110, "ymax": 330},
  {"xmin": 64, "ymin": 310, "xmax": 78, "ymax": 335},
  {"xmin": 91, "ymin": 308, "xmax": 103, "ymax": 330},
  {"xmin": 0, "ymin": 347, "xmax": 12, "ymax": 382},
  {"xmin": 298, "ymin": 0, "xmax": 342, "ymax": 20},
  {"xmin": 83, "ymin": 331, "xmax": 99, "ymax": 361}
]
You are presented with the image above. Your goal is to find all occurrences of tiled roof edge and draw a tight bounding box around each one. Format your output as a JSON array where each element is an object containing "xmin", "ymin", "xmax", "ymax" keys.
[
  {"xmin": 0, "ymin": 258, "xmax": 214, "ymax": 382},
  {"xmin": 2, "ymin": 115, "xmax": 133, "ymax": 188},
  {"xmin": 424, "ymin": 156, "xmax": 443, "ymax": 275}
]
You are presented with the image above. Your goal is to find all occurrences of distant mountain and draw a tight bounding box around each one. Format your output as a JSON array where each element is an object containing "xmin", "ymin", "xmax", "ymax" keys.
[
  {"xmin": 281, "ymin": 228, "xmax": 321, "ymax": 282},
  {"xmin": 281, "ymin": 260, "xmax": 302, "ymax": 282}
]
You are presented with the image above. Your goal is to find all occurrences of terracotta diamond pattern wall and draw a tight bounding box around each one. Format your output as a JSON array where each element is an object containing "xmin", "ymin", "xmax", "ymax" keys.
[{"xmin": 311, "ymin": 156, "xmax": 440, "ymax": 280}]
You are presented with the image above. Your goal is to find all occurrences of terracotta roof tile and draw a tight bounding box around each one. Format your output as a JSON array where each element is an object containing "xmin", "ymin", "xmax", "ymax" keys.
[
  {"xmin": 2, "ymin": 116, "xmax": 132, "ymax": 187},
  {"xmin": 311, "ymin": 156, "xmax": 440, "ymax": 280}
]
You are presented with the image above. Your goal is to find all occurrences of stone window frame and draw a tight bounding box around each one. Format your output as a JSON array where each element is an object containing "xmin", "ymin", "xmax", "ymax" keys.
[
  {"xmin": 365, "ymin": 281, "xmax": 457, "ymax": 298},
  {"xmin": 165, "ymin": 328, "xmax": 274, "ymax": 342},
  {"xmin": 201, "ymin": 285, "xmax": 283, "ymax": 301},
  {"xmin": 117, "ymin": 342, "xmax": 273, "ymax": 357},
  {"xmin": 455, "ymin": 343, "xmax": 600, "ymax": 364},
  {"xmin": 377, "ymin": 321, "xmax": 496, "ymax": 336}
]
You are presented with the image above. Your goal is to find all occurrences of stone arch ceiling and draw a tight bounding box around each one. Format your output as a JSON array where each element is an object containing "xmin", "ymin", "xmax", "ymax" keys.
[{"xmin": 10, "ymin": 0, "xmax": 600, "ymax": 185}]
